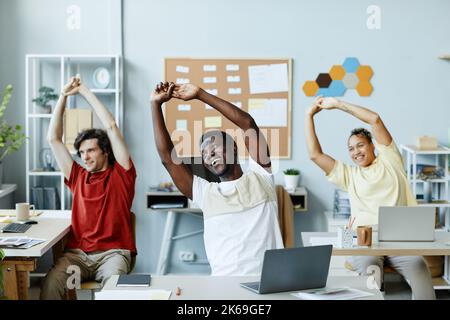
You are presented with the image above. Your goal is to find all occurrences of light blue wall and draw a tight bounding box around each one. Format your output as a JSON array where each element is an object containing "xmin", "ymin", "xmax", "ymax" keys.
[
  {"xmin": 123, "ymin": 0, "xmax": 450, "ymax": 273},
  {"xmin": 1, "ymin": 0, "xmax": 450, "ymax": 274}
]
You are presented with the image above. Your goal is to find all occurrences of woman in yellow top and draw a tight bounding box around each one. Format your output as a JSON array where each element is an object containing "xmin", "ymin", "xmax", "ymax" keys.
[{"xmin": 304, "ymin": 96, "xmax": 435, "ymax": 300}]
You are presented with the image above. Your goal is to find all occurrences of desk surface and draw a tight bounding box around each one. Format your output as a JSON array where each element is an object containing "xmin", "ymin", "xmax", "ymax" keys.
[
  {"xmin": 1, "ymin": 210, "xmax": 71, "ymax": 257},
  {"xmin": 303, "ymin": 231, "xmax": 450, "ymax": 256},
  {"xmin": 334, "ymin": 231, "xmax": 450, "ymax": 256},
  {"xmin": 102, "ymin": 275, "xmax": 383, "ymax": 300}
]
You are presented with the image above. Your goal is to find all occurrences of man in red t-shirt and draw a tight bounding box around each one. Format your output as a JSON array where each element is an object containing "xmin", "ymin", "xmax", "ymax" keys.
[{"xmin": 40, "ymin": 76, "xmax": 137, "ymax": 300}]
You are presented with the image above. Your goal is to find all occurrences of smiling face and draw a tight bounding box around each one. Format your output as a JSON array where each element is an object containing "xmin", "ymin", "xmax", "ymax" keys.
[
  {"xmin": 200, "ymin": 133, "xmax": 236, "ymax": 177},
  {"xmin": 348, "ymin": 134, "xmax": 376, "ymax": 167},
  {"xmin": 78, "ymin": 138, "xmax": 109, "ymax": 172}
]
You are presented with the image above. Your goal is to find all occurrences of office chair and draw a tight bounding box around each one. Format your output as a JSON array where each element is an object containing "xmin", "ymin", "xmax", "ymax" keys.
[{"xmin": 65, "ymin": 212, "xmax": 137, "ymax": 300}]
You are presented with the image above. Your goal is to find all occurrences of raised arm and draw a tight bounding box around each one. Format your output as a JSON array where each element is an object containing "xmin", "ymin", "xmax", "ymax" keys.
[
  {"xmin": 317, "ymin": 97, "xmax": 392, "ymax": 146},
  {"xmin": 304, "ymin": 101, "xmax": 336, "ymax": 175},
  {"xmin": 47, "ymin": 78, "xmax": 78, "ymax": 180},
  {"xmin": 150, "ymin": 82, "xmax": 193, "ymax": 199},
  {"xmin": 172, "ymin": 84, "xmax": 271, "ymax": 171},
  {"xmin": 77, "ymin": 81, "xmax": 131, "ymax": 170}
]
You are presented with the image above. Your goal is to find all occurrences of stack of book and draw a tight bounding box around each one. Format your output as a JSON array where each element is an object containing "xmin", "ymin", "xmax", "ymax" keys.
[
  {"xmin": 333, "ymin": 189, "xmax": 350, "ymax": 218},
  {"xmin": 31, "ymin": 186, "xmax": 60, "ymax": 209}
]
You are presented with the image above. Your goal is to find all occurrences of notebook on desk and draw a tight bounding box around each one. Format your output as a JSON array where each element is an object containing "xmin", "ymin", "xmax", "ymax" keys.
[{"xmin": 116, "ymin": 274, "xmax": 151, "ymax": 287}]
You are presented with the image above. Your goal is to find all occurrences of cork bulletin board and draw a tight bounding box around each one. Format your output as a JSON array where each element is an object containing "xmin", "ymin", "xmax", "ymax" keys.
[{"xmin": 164, "ymin": 58, "xmax": 292, "ymax": 158}]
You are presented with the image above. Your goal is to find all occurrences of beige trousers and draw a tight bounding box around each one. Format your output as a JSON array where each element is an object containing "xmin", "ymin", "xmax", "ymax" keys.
[
  {"xmin": 347, "ymin": 255, "xmax": 436, "ymax": 300},
  {"xmin": 40, "ymin": 248, "xmax": 131, "ymax": 300}
]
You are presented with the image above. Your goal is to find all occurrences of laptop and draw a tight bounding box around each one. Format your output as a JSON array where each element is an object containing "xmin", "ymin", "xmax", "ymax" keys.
[
  {"xmin": 378, "ymin": 206, "xmax": 435, "ymax": 242},
  {"xmin": 240, "ymin": 245, "xmax": 332, "ymax": 294}
]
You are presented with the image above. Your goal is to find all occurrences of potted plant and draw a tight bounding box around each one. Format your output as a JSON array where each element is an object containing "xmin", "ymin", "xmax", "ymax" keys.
[
  {"xmin": 283, "ymin": 168, "xmax": 300, "ymax": 191},
  {"xmin": 0, "ymin": 85, "xmax": 27, "ymax": 187},
  {"xmin": 32, "ymin": 86, "xmax": 58, "ymax": 114}
]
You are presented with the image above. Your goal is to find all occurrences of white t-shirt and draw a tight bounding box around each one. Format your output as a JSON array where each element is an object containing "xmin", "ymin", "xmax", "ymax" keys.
[{"xmin": 192, "ymin": 158, "xmax": 284, "ymax": 276}]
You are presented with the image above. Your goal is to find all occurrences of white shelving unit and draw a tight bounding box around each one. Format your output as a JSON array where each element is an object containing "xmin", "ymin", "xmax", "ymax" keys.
[
  {"xmin": 401, "ymin": 144, "xmax": 450, "ymax": 231},
  {"xmin": 25, "ymin": 54, "xmax": 122, "ymax": 210}
]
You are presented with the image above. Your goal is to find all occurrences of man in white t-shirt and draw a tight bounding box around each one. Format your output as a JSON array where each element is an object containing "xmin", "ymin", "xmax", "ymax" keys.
[
  {"xmin": 304, "ymin": 96, "xmax": 435, "ymax": 300},
  {"xmin": 150, "ymin": 81, "xmax": 283, "ymax": 275}
]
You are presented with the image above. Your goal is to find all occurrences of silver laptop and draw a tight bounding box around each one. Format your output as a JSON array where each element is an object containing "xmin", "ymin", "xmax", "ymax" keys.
[
  {"xmin": 240, "ymin": 245, "xmax": 332, "ymax": 294},
  {"xmin": 378, "ymin": 206, "xmax": 435, "ymax": 242}
]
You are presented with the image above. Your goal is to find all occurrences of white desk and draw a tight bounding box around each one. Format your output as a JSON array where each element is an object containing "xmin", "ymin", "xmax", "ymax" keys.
[
  {"xmin": 302, "ymin": 231, "xmax": 450, "ymax": 289},
  {"xmin": 101, "ymin": 275, "xmax": 383, "ymax": 300},
  {"xmin": 1, "ymin": 210, "xmax": 71, "ymax": 299}
]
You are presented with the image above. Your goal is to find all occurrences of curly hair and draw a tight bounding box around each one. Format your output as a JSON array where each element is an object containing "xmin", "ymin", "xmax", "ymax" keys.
[
  {"xmin": 74, "ymin": 128, "xmax": 116, "ymax": 166},
  {"xmin": 349, "ymin": 127, "xmax": 373, "ymax": 143}
]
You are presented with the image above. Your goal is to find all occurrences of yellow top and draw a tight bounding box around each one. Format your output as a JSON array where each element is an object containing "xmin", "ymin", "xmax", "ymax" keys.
[{"xmin": 327, "ymin": 141, "xmax": 417, "ymax": 227}]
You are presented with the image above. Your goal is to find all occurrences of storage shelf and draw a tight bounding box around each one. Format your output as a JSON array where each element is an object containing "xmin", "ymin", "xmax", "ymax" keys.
[
  {"xmin": 28, "ymin": 114, "xmax": 52, "ymax": 118},
  {"xmin": 414, "ymin": 178, "xmax": 450, "ymax": 183},
  {"xmin": 91, "ymin": 88, "xmax": 119, "ymax": 94},
  {"xmin": 417, "ymin": 201, "xmax": 450, "ymax": 208},
  {"xmin": 29, "ymin": 171, "xmax": 62, "ymax": 176},
  {"xmin": 401, "ymin": 144, "xmax": 450, "ymax": 155},
  {"xmin": 432, "ymin": 276, "xmax": 450, "ymax": 290},
  {"xmin": 25, "ymin": 54, "xmax": 122, "ymax": 210}
]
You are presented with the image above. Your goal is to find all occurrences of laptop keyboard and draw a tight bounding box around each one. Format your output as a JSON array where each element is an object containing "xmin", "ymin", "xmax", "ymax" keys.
[{"xmin": 1, "ymin": 223, "xmax": 32, "ymax": 233}]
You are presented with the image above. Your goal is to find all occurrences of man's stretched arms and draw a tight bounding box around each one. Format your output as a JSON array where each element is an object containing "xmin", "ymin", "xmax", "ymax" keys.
[
  {"xmin": 77, "ymin": 81, "xmax": 131, "ymax": 169},
  {"xmin": 172, "ymin": 84, "xmax": 272, "ymax": 171},
  {"xmin": 150, "ymin": 82, "xmax": 193, "ymax": 199},
  {"xmin": 47, "ymin": 77, "xmax": 78, "ymax": 180}
]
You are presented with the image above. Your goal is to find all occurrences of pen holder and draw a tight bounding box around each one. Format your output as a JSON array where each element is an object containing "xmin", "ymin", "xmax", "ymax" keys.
[{"xmin": 337, "ymin": 226, "xmax": 354, "ymax": 248}]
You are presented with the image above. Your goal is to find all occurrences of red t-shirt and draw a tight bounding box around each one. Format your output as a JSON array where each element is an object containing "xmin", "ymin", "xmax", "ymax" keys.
[{"xmin": 64, "ymin": 159, "xmax": 137, "ymax": 255}]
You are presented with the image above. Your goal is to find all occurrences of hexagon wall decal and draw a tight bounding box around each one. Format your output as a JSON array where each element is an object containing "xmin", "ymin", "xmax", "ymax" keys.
[
  {"xmin": 316, "ymin": 88, "xmax": 331, "ymax": 97},
  {"xmin": 342, "ymin": 73, "xmax": 359, "ymax": 89},
  {"xmin": 315, "ymin": 73, "xmax": 332, "ymax": 88},
  {"xmin": 356, "ymin": 81, "xmax": 373, "ymax": 96},
  {"xmin": 303, "ymin": 81, "xmax": 319, "ymax": 96},
  {"xmin": 302, "ymin": 58, "xmax": 373, "ymax": 97},
  {"xmin": 342, "ymin": 57, "xmax": 360, "ymax": 73},
  {"xmin": 329, "ymin": 65, "xmax": 346, "ymax": 80},
  {"xmin": 356, "ymin": 65, "xmax": 373, "ymax": 81},
  {"xmin": 327, "ymin": 80, "xmax": 347, "ymax": 96}
]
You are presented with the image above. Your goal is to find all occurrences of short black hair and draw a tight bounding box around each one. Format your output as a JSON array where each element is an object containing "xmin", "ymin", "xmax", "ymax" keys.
[
  {"xmin": 199, "ymin": 130, "xmax": 237, "ymax": 149},
  {"xmin": 349, "ymin": 128, "xmax": 373, "ymax": 144},
  {"xmin": 74, "ymin": 128, "xmax": 115, "ymax": 166}
]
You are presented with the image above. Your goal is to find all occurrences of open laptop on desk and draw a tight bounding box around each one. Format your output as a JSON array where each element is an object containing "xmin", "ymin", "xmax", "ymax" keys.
[
  {"xmin": 240, "ymin": 245, "xmax": 332, "ymax": 294},
  {"xmin": 378, "ymin": 206, "xmax": 435, "ymax": 242}
]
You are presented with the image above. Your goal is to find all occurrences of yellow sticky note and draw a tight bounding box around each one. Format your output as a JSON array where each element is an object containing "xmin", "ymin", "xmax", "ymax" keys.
[
  {"xmin": 204, "ymin": 116, "xmax": 222, "ymax": 128},
  {"xmin": 248, "ymin": 99, "xmax": 267, "ymax": 110}
]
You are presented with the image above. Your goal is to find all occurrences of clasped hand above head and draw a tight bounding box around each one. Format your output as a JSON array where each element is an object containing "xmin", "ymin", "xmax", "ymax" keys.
[
  {"xmin": 61, "ymin": 74, "xmax": 89, "ymax": 97},
  {"xmin": 151, "ymin": 81, "xmax": 201, "ymax": 105}
]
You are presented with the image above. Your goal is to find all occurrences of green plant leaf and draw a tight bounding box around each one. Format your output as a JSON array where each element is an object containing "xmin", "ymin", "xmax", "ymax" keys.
[{"xmin": 283, "ymin": 168, "xmax": 300, "ymax": 175}]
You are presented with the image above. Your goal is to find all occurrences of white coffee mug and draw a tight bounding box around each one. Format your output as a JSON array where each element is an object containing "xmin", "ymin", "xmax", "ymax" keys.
[{"xmin": 16, "ymin": 203, "xmax": 35, "ymax": 221}]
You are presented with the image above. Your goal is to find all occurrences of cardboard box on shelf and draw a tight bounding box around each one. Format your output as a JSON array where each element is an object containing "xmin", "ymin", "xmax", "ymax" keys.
[{"xmin": 415, "ymin": 136, "xmax": 438, "ymax": 150}]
